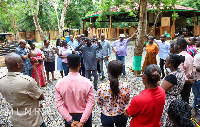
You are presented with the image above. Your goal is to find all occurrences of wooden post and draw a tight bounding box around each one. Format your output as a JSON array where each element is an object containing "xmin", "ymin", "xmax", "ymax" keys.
[
  {"xmin": 90, "ymin": 17, "xmax": 93, "ymax": 38},
  {"xmin": 173, "ymin": 19, "xmax": 175, "ymax": 26},
  {"xmin": 83, "ymin": 19, "xmax": 86, "ymax": 32},
  {"xmin": 109, "ymin": 28, "xmax": 112, "ymax": 39},
  {"xmin": 124, "ymin": 27, "xmax": 126, "ymax": 38},
  {"xmin": 117, "ymin": 28, "xmax": 119, "ymax": 39},
  {"xmin": 110, "ymin": 16, "xmax": 112, "ymax": 39},
  {"xmin": 194, "ymin": 12, "xmax": 196, "ymax": 37},
  {"xmin": 110, "ymin": 16, "xmax": 112, "ymax": 28},
  {"xmin": 90, "ymin": 17, "xmax": 92, "ymax": 28}
]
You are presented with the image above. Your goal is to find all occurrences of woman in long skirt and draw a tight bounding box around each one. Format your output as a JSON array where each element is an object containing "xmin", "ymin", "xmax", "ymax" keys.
[
  {"xmin": 142, "ymin": 36, "xmax": 158, "ymax": 71},
  {"xmin": 29, "ymin": 42, "xmax": 47, "ymax": 87}
]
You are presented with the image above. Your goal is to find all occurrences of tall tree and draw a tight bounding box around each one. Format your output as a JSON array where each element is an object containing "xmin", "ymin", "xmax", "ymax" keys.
[
  {"xmin": 51, "ymin": 0, "xmax": 70, "ymax": 38},
  {"xmin": 0, "ymin": 1, "xmax": 21, "ymax": 42},
  {"xmin": 29, "ymin": 0, "xmax": 46, "ymax": 41}
]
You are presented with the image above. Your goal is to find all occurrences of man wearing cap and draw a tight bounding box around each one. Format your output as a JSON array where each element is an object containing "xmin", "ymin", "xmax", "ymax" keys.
[{"xmin": 111, "ymin": 33, "xmax": 136, "ymax": 75}]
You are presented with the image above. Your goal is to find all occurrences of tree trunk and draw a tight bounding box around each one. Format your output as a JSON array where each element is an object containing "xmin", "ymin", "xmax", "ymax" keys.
[
  {"xmin": 0, "ymin": 28, "xmax": 4, "ymax": 33},
  {"xmin": 134, "ymin": 0, "xmax": 147, "ymax": 56},
  {"xmin": 148, "ymin": 8, "xmax": 160, "ymax": 36},
  {"xmin": 52, "ymin": 0, "xmax": 70, "ymax": 38},
  {"xmin": 59, "ymin": 0, "xmax": 70, "ymax": 38},
  {"xmin": 31, "ymin": 0, "xmax": 46, "ymax": 41},
  {"xmin": 52, "ymin": 4, "xmax": 60, "ymax": 31},
  {"xmin": 132, "ymin": 0, "xmax": 147, "ymax": 74},
  {"xmin": 12, "ymin": 21, "xmax": 20, "ymax": 42}
]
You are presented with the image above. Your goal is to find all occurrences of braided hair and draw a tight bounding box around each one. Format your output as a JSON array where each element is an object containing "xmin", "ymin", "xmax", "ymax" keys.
[{"xmin": 168, "ymin": 99, "xmax": 194, "ymax": 127}]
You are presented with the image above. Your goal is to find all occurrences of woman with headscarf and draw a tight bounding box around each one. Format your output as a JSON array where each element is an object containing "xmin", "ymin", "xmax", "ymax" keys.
[{"xmin": 142, "ymin": 36, "xmax": 158, "ymax": 71}]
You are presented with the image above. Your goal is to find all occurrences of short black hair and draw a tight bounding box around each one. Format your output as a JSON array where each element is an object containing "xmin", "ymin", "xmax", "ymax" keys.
[
  {"xmin": 62, "ymin": 40, "xmax": 68, "ymax": 45},
  {"xmin": 170, "ymin": 41, "xmax": 175, "ymax": 47},
  {"xmin": 169, "ymin": 54, "xmax": 185, "ymax": 68},
  {"xmin": 56, "ymin": 39, "xmax": 61, "ymax": 47},
  {"xmin": 85, "ymin": 37, "xmax": 91, "ymax": 42},
  {"xmin": 176, "ymin": 38, "xmax": 188, "ymax": 49},
  {"xmin": 67, "ymin": 54, "xmax": 80, "ymax": 70},
  {"xmin": 191, "ymin": 37, "xmax": 197, "ymax": 42}
]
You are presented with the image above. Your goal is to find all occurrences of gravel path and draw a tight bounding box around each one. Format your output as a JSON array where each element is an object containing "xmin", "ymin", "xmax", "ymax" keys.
[{"xmin": 0, "ymin": 43, "xmax": 194, "ymax": 127}]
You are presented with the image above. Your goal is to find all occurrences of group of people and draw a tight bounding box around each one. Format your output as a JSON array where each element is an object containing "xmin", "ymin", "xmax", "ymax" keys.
[{"xmin": 1, "ymin": 33, "xmax": 200, "ymax": 127}]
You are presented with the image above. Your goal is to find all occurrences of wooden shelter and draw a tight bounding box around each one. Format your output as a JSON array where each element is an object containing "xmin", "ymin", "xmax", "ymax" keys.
[{"xmin": 82, "ymin": 4, "xmax": 200, "ymax": 39}]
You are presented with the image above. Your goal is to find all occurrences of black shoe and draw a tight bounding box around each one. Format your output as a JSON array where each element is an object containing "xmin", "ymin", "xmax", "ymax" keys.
[{"xmin": 101, "ymin": 76, "xmax": 105, "ymax": 80}]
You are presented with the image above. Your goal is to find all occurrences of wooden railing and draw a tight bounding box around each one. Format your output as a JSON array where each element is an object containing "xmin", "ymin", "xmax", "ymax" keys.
[{"xmin": 90, "ymin": 27, "xmax": 138, "ymax": 39}]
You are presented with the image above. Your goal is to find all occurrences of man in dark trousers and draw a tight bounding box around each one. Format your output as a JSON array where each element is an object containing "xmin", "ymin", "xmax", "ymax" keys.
[{"xmin": 75, "ymin": 38, "xmax": 102, "ymax": 90}]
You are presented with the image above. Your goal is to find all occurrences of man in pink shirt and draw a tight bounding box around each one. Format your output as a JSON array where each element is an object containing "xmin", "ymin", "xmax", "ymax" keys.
[
  {"xmin": 55, "ymin": 54, "xmax": 95, "ymax": 127},
  {"xmin": 174, "ymin": 38, "xmax": 194, "ymax": 103}
]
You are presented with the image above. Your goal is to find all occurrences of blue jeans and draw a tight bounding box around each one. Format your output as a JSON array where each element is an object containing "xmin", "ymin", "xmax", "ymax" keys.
[
  {"xmin": 62, "ymin": 62, "xmax": 69, "ymax": 76},
  {"xmin": 116, "ymin": 55, "xmax": 126, "ymax": 75},
  {"xmin": 65, "ymin": 114, "xmax": 92, "ymax": 127},
  {"xmin": 101, "ymin": 113, "xmax": 128, "ymax": 127},
  {"xmin": 192, "ymin": 80, "xmax": 200, "ymax": 107}
]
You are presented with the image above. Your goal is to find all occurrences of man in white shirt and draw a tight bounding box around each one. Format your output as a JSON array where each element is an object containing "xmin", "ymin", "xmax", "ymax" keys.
[{"xmin": 155, "ymin": 34, "xmax": 170, "ymax": 79}]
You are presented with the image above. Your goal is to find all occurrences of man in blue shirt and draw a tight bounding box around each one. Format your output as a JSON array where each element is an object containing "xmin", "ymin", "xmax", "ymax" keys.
[
  {"xmin": 98, "ymin": 33, "xmax": 112, "ymax": 80},
  {"xmin": 68, "ymin": 35, "xmax": 78, "ymax": 49},
  {"xmin": 155, "ymin": 34, "xmax": 170, "ymax": 78},
  {"xmin": 15, "ymin": 39, "xmax": 32, "ymax": 77}
]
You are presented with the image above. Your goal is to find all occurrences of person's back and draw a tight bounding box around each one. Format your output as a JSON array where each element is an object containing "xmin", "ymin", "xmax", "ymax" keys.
[
  {"xmin": 55, "ymin": 72, "xmax": 94, "ymax": 113},
  {"xmin": 0, "ymin": 53, "xmax": 44, "ymax": 127},
  {"xmin": 0, "ymin": 74, "xmax": 43, "ymax": 126},
  {"xmin": 97, "ymin": 60, "xmax": 130, "ymax": 127},
  {"xmin": 55, "ymin": 54, "xmax": 95, "ymax": 127},
  {"xmin": 126, "ymin": 64, "xmax": 165, "ymax": 127},
  {"xmin": 128, "ymin": 86, "xmax": 165, "ymax": 127}
]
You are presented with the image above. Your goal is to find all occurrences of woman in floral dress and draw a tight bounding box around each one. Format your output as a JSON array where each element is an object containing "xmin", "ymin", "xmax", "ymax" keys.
[{"xmin": 160, "ymin": 54, "xmax": 185, "ymax": 127}]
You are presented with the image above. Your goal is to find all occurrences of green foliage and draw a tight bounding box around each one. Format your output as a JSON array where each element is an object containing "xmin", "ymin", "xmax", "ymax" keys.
[
  {"xmin": 0, "ymin": 0, "xmax": 96, "ymax": 32},
  {"xmin": 120, "ymin": 6, "xmax": 125, "ymax": 12},
  {"xmin": 172, "ymin": 11, "xmax": 179, "ymax": 20},
  {"xmin": 178, "ymin": 0, "xmax": 200, "ymax": 27}
]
